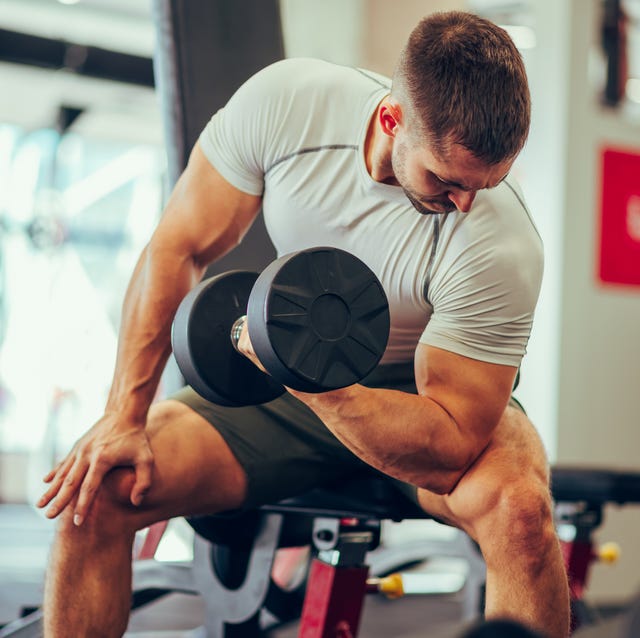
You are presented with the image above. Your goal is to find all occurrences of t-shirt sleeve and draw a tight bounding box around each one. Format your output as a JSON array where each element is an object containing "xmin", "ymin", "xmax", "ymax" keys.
[
  {"xmin": 198, "ymin": 62, "xmax": 288, "ymax": 196},
  {"xmin": 419, "ymin": 208, "xmax": 544, "ymax": 367}
]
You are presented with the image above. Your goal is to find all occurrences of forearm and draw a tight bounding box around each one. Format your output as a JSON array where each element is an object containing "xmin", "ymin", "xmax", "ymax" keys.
[
  {"xmin": 105, "ymin": 243, "xmax": 203, "ymax": 422},
  {"xmin": 294, "ymin": 385, "xmax": 484, "ymax": 494},
  {"xmin": 104, "ymin": 148, "xmax": 261, "ymax": 423}
]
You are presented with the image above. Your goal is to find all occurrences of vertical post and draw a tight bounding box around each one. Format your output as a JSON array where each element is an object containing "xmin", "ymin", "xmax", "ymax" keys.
[
  {"xmin": 299, "ymin": 560, "xmax": 369, "ymax": 638},
  {"xmin": 151, "ymin": 0, "xmax": 281, "ymax": 274}
]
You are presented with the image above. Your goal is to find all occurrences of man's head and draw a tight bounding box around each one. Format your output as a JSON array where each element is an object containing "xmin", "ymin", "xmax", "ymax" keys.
[
  {"xmin": 378, "ymin": 11, "xmax": 530, "ymax": 215},
  {"xmin": 392, "ymin": 10, "xmax": 530, "ymax": 163}
]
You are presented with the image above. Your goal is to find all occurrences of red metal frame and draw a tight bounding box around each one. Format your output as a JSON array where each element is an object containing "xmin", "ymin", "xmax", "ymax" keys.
[{"xmin": 299, "ymin": 559, "xmax": 369, "ymax": 638}]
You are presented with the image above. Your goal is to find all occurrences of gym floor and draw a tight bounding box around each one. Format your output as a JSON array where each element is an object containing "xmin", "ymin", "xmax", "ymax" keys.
[{"xmin": 124, "ymin": 590, "xmax": 469, "ymax": 638}]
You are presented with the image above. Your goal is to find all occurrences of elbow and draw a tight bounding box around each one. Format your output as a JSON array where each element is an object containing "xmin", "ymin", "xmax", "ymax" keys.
[
  {"xmin": 415, "ymin": 468, "xmax": 465, "ymax": 496},
  {"xmin": 413, "ymin": 445, "xmax": 484, "ymax": 496},
  {"xmin": 146, "ymin": 234, "xmax": 205, "ymax": 283}
]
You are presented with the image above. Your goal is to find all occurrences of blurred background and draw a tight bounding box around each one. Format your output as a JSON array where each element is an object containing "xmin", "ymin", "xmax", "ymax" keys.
[{"xmin": 0, "ymin": 0, "xmax": 638, "ymax": 614}]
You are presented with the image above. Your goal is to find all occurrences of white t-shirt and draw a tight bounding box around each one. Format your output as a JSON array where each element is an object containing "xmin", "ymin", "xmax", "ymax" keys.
[{"xmin": 199, "ymin": 58, "xmax": 543, "ymax": 367}]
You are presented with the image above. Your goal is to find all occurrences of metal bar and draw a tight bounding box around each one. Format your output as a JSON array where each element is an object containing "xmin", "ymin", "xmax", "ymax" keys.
[{"xmin": 0, "ymin": 28, "xmax": 154, "ymax": 87}]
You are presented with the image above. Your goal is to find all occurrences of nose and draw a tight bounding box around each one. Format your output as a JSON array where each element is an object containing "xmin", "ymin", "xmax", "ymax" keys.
[{"xmin": 448, "ymin": 190, "xmax": 477, "ymax": 213}]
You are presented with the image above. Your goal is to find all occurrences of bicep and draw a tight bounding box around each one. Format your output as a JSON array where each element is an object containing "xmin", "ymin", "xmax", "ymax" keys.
[
  {"xmin": 152, "ymin": 142, "xmax": 262, "ymax": 270},
  {"xmin": 414, "ymin": 343, "xmax": 518, "ymax": 448}
]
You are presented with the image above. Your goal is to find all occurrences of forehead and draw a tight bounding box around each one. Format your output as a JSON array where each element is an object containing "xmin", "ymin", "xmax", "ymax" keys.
[{"xmin": 413, "ymin": 141, "xmax": 513, "ymax": 191}]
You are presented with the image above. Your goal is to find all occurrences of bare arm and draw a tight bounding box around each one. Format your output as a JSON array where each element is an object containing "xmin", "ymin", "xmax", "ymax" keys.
[
  {"xmin": 285, "ymin": 343, "xmax": 518, "ymax": 494},
  {"xmin": 40, "ymin": 143, "xmax": 262, "ymax": 521},
  {"xmin": 107, "ymin": 143, "xmax": 261, "ymax": 422}
]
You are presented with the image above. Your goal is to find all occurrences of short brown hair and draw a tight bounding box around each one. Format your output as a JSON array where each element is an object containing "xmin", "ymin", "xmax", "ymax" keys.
[{"xmin": 392, "ymin": 11, "xmax": 531, "ymax": 164}]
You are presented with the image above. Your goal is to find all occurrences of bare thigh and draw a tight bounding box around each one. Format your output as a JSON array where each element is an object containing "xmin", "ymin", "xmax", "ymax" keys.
[
  {"xmin": 100, "ymin": 399, "xmax": 248, "ymax": 531},
  {"xmin": 415, "ymin": 405, "xmax": 551, "ymax": 538}
]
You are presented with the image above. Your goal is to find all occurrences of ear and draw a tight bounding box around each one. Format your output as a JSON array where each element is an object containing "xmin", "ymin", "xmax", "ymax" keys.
[{"xmin": 379, "ymin": 99, "xmax": 403, "ymax": 138}]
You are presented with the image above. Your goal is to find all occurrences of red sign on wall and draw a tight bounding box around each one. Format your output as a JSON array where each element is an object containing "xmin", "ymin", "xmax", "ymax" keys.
[{"xmin": 598, "ymin": 147, "xmax": 640, "ymax": 287}]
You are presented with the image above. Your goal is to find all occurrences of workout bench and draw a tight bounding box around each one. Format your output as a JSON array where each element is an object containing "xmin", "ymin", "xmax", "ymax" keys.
[
  {"xmin": 2, "ymin": 467, "xmax": 640, "ymax": 637},
  {"xmin": 551, "ymin": 467, "xmax": 640, "ymax": 632}
]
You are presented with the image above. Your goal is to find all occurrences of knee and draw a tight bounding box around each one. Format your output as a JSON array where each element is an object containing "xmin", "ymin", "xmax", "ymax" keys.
[
  {"xmin": 56, "ymin": 467, "xmax": 140, "ymax": 540},
  {"xmin": 478, "ymin": 480, "xmax": 557, "ymax": 572},
  {"xmin": 55, "ymin": 401, "xmax": 184, "ymax": 539}
]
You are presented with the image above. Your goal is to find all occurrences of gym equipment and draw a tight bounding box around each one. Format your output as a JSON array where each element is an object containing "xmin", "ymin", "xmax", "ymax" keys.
[
  {"xmin": 552, "ymin": 467, "xmax": 640, "ymax": 632},
  {"xmin": 2, "ymin": 467, "xmax": 640, "ymax": 637},
  {"xmin": 180, "ymin": 467, "xmax": 640, "ymax": 638},
  {"xmin": 172, "ymin": 247, "xmax": 390, "ymax": 406}
]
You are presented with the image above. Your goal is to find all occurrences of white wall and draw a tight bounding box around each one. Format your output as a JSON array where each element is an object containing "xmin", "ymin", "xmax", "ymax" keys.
[
  {"xmin": 279, "ymin": 0, "xmax": 465, "ymax": 73},
  {"xmin": 361, "ymin": 0, "xmax": 465, "ymax": 76},
  {"xmin": 279, "ymin": 0, "xmax": 366, "ymax": 66},
  {"xmin": 510, "ymin": 0, "xmax": 571, "ymax": 458},
  {"xmin": 557, "ymin": 0, "xmax": 640, "ymax": 602}
]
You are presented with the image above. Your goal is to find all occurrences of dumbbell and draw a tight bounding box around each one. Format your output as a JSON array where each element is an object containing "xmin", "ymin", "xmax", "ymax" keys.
[{"xmin": 171, "ymin": 246, "xmax": 390, "ymax": 407}]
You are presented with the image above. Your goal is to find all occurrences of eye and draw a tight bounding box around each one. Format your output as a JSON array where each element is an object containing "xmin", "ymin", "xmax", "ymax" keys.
[
  {"xmin": 427, "ymin": 172, "xmax": 448, "ymax": 187},
  {"xmin": 442, "ymin": 179, "xmax": 474, "ymax": 193},
  {"xmin": 433, "ymin": 173, "xmax": 448, "ymax": 184},
  {"xmin": 431, "ymin": 173, "xmax": 464, "ymax": 190}
]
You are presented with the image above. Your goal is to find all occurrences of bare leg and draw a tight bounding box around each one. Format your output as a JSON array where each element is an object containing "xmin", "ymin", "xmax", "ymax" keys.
[
  {"xmin": 417, "ymin": 406, "xmax": 570, "ymax": 638},
  {"xmin": 43, "ymin": 400, "xmax": 248, "ymax": 638}
]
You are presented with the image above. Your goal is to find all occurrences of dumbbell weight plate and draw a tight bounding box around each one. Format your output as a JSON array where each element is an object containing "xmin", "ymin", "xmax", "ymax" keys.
[
  {"xmin": 172, "ymin": 271, "xmax": 286, "ymax": 407},
  {"xmin": 248, "ymin": 247, "xmax": 390, "ymax": 393}
]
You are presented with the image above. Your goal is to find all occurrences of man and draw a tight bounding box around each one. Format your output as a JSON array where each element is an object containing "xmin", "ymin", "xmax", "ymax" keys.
[{"xmin": 38, "ymin": 11, "xmax": 570, "ymax": 638}]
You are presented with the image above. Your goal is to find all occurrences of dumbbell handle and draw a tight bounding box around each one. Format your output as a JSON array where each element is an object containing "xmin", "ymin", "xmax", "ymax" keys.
[{"xmin": 230, "ymin": 315, "xmax": 247, "ymax": 353}]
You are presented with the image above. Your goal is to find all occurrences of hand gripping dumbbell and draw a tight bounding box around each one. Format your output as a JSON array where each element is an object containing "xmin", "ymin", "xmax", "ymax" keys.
[{"xmin": 171, "ymin": 247, "xmax": 390, "ymax": 407}]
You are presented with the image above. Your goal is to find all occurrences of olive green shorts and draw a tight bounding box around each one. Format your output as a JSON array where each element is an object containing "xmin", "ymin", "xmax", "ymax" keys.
[{"xmin": 170, "ymin": 362, "xmax": 524, "ymax": 510}]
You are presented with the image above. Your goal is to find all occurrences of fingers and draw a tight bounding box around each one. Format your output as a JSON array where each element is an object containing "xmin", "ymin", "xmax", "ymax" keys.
[
  {"xmin": 37, "ymin": 455, "xmax": 75, "ymax": 509},
  {"xmin": 37, "ymin": 426, "xmax": 156, "ymax": 525},
  {"xmin": 72, "ymin": 459, "xmax": 110, "ymax": 526},
  {"xmin": 42, "ymin": 457, "xmax": 89, "ymax": 520},
  {"xmin": 237, "ymin": 325, "xmax": 267, "ymax": 373},
  {"xmin": 43, "ymin": 460, "xmax": 64, "ymax": 484}
]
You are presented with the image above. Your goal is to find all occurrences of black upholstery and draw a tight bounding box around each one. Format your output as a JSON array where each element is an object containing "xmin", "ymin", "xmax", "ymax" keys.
[
  {"xmin": 551, "ymin": 467, "xmax": 640, "ymax": 505},
  {"xmin": 188, "ymin": 476, "xmax": 423, "ymax": 550},
  {"xmin": 187, "ymin": 467, "xmax": 640, "ymax": 550},
  {"xmin": 264, "ymin": 476, "xmax": 425, "ymax": 520}
]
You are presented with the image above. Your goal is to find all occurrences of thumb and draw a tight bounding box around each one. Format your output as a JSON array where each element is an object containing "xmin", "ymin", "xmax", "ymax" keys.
[
  {"xmin": 131, "ymin": 490, "xmax": 147, "ymax": 507},
  {"xmin": 131, "ymin": 458, "xmax": 153, "ymax": 506}
]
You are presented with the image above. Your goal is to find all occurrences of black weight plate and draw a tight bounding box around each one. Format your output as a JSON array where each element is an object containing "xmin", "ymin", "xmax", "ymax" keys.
[
  {"xmin": 248, "ymin": 247, "xmax": 390, "ymax": 392},
  {"xmin": 172, "ymin": 271, "xmax": 286, "ymax": 407}
]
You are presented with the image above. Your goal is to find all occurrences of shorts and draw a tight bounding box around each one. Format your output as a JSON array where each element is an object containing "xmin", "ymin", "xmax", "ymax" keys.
[{"xmin": 170, "ymin": 362, "xmax": 524, "ymax": 510}]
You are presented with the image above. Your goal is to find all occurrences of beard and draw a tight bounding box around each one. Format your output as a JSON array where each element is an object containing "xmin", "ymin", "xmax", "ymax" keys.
[{"xmin": 391, "ymin": 140, "xmax": 456, "ymax": 215}]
